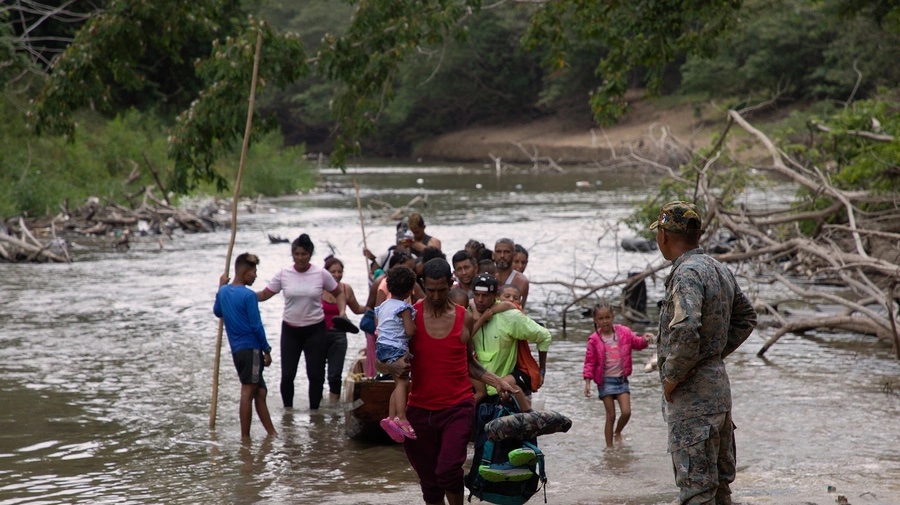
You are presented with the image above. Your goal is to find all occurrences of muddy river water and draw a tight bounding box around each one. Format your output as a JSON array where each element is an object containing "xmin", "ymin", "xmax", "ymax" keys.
[{"xmin": 1, "ymin": 164, "xmax": 898, "ymax": 505}]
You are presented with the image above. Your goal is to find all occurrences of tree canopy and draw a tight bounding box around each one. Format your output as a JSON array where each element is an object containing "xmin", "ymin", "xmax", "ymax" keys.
[{"xmin": 2, "ymin": 0, "xmax": 897, "ymax": 196}]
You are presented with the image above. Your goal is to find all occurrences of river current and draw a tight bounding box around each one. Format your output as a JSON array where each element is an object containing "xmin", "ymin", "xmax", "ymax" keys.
[{"xmin": 1, "ymin": 164, "xmax": 898, "ymax": 505}]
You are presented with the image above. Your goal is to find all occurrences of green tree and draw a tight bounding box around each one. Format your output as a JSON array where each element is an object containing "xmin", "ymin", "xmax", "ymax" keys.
[
  {"xmin": 523, "ymin": 0, "xmax": 743, "ymax": 123},
  {"xmin": 0, "ymin": 9, "xmax": 36, "ymax": 89},
  {"xmin": 27, "ymin": 0, "xmax": 772, "ymax": 187},
  {"xmin": 30, "ymin": 0, "xmax": 249, "ymax": 136},
  {"xmin": 167, "ymin": 20, "xmax": 308, "ymax": 192},
  {"xmin": 807, "ymin": 94, "xmax": 900, "ymax": 194},
  {"xmin": 680, "ymin": 0, "xmax": 900, "ymax": 102},
  {"xmin": 367, "ymin": 9, "xmax": 544, "ymax": 153},
  {"xmin": 30, "ymin": 1, "xmax": 307, "ymax": 193}
]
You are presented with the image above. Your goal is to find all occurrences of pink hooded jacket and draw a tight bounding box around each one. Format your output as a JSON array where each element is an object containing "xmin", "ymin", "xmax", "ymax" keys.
[{"xmin": 583, "ymin": 324, "xmax": 649, "ymax": 388}]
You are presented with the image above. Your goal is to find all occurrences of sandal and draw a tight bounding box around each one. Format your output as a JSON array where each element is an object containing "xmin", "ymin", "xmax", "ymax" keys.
[
  {"xmin": 394, "ymin": 417, "xmax": 418, "ymax": 440},
  {"xmin": 380, "ymin": 417, "xmax": 405, "ymax": 443}
]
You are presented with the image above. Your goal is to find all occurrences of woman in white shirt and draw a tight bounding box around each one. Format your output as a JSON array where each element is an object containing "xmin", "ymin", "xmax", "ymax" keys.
[{"xmin": 259, "ymin": 233, "xmax": 345, "ymax": 409}]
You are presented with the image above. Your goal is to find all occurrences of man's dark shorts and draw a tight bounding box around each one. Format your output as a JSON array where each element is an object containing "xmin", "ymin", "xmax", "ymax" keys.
[
  {"xmin": 232, "ymin": 348, "xmax": 266, "ymax": 389},
  {"xmin": 511, "ymin": 368, "xmax": 533, "ymax": 395}
]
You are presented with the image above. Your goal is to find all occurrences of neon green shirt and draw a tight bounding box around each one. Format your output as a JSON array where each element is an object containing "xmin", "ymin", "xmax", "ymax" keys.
[{"xmin": 473, "ymin": 308, "xmax": 552, "ymax": 395}]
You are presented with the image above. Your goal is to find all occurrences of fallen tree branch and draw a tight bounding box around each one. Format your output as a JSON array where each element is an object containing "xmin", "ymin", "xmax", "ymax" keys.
[
  {"xmin": 758, "ymin": 315, "xmax": 892, "ymax": 357},
  {"xmin": 542, "ymin": 109, "xmax": 900, "ymax": 356},
  {"xmin": 3, "ymin": 197, "xmax": 236, "ymax": 263},
  {"xmin": 507, "ymin": 141, "xmax": 565, "ymax": 173},
  {"xmin": 811, "ymin": 122, "xmax": 894, "ymax": 143},
  {"xmin": 0, "ymin": 232, "xmax": 67, "ymax": 263}
]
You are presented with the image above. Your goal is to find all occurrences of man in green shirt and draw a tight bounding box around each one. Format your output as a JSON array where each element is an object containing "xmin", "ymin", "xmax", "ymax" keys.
[{"xmin": 470, "ymin": 274, "xmax": 551, "ymax": 407}]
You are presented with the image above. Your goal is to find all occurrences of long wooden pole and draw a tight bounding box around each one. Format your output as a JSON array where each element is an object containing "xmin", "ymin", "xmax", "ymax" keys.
[
  {"xmin": 353, "ymin": 177, "xmax": 368, "ymax": 251},
  {"xmin": 210, "ymin": 30, "xmax": 264, "ymax": 430}
]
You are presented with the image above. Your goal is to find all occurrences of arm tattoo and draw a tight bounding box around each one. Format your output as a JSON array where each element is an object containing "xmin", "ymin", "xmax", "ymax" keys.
[{"xmin": 467, "ymin": 354, "xmax": 488, "ymax": 381}]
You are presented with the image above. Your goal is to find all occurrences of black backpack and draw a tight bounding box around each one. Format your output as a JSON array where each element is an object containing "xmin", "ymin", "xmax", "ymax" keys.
[{"xmin": 465, "ymin": 400, "xmax": 547, "ymax": 505}]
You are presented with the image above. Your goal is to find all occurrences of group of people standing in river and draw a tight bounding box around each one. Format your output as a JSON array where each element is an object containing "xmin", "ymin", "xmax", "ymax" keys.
[{"xmin": 214, "ymin": 202, "xmax": 758, "ymax": 505}]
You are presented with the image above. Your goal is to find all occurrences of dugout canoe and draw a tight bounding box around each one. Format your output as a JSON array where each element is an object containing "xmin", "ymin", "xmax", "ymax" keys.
[{"xmin": 341, "ymin": 353, "xmax": 395, "ymax": 441}]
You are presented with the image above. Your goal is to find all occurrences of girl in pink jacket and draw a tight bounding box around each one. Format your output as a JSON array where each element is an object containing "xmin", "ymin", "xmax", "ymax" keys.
[{"xmin": 583, "ymin": 301, "xmax": 654, "ymax": 448}]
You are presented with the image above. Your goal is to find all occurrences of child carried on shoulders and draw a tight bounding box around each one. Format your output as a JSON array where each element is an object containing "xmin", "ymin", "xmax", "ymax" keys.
[{"xmin": 472, "ymin": 283, "xmax": 535, "ymax": 412}]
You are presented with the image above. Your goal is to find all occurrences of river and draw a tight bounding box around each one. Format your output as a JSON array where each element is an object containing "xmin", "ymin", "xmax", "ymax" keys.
[{"xmin": 1, "ymin": 163, "xmax": 898, "ymax": 505}]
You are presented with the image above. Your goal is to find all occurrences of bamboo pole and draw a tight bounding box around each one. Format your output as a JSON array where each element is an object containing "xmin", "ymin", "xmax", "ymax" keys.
[
  {"xmin": 353, "ymin": 177, "xmax": 368, "ymax": 251},
  {"xmin": 210, "ymin": 30, "xmax": 264, "ymax": 430}
]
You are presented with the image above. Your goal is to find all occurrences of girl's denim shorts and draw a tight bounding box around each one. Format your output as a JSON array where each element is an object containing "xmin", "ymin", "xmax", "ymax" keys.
[{"xmin": 597, "ymin": 376, "xmax": 630, "ymax": 398}]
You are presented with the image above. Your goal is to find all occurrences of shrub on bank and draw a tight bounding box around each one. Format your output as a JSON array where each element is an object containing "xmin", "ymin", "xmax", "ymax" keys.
[
  {"xmin": 220, "ymin": 132, "xmax": 316, "ymax": 198},
  {"xmin": 0, "ymin": 104, "xmax": 316, "ymax": 219}
]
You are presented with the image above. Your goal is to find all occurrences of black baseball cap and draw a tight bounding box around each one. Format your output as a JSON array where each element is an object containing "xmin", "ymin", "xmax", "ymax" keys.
[{"xmin": 472, "ymin": 273, "xmax": 498, "ymax": 293}]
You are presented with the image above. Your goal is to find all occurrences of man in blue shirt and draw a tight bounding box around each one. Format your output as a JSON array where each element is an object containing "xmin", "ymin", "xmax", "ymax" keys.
[{"xmin": 214, "ymin": 253, "xmax": 277, "ymax": 439}]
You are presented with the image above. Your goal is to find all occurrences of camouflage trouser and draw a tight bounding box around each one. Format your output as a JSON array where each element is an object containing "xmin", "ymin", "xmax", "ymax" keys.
[{"xmin": 668, "ymin": 411, "xmax": 736, "ymax": 505}]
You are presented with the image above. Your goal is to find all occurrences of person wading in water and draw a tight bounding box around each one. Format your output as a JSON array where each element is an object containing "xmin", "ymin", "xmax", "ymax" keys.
[
  {"xmin": 378, "ymin": 258, "xmax": 516, "ymax": 505},
  {"xmin": 493, "ymin": 238, "xmax": 530, "ymax": 309}
]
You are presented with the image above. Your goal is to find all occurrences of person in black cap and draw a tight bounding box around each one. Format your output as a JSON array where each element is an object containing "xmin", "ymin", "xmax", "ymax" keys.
[{"xmin": 469, "ymin": 273, "xmax": 551, "ymax": 410}]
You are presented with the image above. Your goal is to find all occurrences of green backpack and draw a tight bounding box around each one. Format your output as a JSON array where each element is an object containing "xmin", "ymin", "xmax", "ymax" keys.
[{"xmin": 465, "ymin": 401, "xmax": 547, "ymax": 505}]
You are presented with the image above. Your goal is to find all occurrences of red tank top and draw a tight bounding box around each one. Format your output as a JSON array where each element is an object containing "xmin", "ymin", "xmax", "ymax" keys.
[
  {"xmin": 322, "ymin": 299, "xmax": 339, "ymax": 330},
  {"xmin": 407, "ymin": 301, "xmax": 473, "ymax": 410}
]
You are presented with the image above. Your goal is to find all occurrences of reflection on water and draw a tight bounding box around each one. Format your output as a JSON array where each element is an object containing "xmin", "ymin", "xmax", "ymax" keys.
[{"xmin": 1, "ymin": 164, "xmax": 898, "ymax": 505}]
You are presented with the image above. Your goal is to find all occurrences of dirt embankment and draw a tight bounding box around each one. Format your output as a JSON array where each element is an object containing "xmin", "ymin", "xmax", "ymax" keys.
[{"xmin": 414, "ymin": 97, "xmax": 718, "ymax": 165}]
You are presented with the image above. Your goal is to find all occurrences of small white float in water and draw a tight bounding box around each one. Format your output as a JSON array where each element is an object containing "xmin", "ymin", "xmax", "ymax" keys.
[
  {"xmin": 416, "ymin": 178, "xmax": 424, "ymax": 184},
  {"xmin": 475, "ymin": 183, "xmax": 483, "ymax": 189},
  {"xmin": 575, "ymin": 181, "xmax": 591, "ymax": 188}
]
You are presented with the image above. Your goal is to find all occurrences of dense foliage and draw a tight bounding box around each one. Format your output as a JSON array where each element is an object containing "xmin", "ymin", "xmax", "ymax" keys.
[
  {"xmin": 680, "ymin": 0, "xmax": 900, "ymax": 103},
  {"xmin": 365, "ymin": 10, "xmax": 544, "ymax": 155},
  {"xmin": 167, "ymin": 19, "xmax": 308, "ymax": 192},
  {"xmin": 0, "ymin": 104, "xmax": 169, "ymax": 218},
  {"xmin": 798, "ymin": 94, "xmax": 900, "ymax": 194},
  {"xmin": 30, "ymin": 0, "xmax": 248, "ymax": 137},
  {"xmin": 523, "ymin": 0, "xmax": 743, "ymax": 122},
  {"xmin": 0, "ymin": 0, "xmax": 897, "ymax": 219},
  {"xmin": 0, "ymin": 101, "xmax": 314, "ymax": 218}
]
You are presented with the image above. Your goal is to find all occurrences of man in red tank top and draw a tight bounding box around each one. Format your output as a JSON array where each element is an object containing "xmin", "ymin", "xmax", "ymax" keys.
[{"xmin": 379, "ymin": 258, "xmax": 516, "ymax": 505}]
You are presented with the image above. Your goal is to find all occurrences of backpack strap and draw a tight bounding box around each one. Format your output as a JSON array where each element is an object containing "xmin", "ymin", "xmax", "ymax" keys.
[
  {"xmin": 481, "ymin": 440, "xmax": 496, "ymax": 466},
  {"xmin": 522, "ymin": 441, "xmax": 548, "ymax": 503}
]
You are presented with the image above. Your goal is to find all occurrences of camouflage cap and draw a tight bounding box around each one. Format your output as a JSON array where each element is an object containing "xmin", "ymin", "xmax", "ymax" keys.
[{"xmin": 649, "ymin": 201, "xmax": 703, "ymax": 233}]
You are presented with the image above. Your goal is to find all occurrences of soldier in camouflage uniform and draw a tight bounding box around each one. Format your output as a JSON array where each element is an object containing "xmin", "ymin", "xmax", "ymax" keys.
[{"xmin": 651, "ymin": 201, "xmax": 757, "ymax": 505}]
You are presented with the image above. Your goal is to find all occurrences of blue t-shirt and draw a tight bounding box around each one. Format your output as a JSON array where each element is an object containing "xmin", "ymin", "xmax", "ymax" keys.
[
  {"xmin": 375, "ymin": 298, "xmax": 415, "ymax": 352},
  {"xmin": 213, "ymin": 284, "xmax": 271, "ymax": 354}
]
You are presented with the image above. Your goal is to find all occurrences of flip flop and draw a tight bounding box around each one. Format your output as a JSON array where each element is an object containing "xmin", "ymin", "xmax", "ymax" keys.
[
  {"xmin": 331, "ymin": 316, "xmax": 360, "ymax": 334},
  {"xmin": 393, "ymin": 417, "xmax": 417, "ymax": 440},
  {"xmin": 380, "ymin": 417, "xmax": 405, "ymax": 443}
]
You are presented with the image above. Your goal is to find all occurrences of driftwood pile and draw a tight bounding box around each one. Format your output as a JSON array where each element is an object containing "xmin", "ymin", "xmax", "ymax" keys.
[
  {"xmin": 0, "ymin": 191, "xmax": 228, "ymax": 263},
  {"xmin": 545, "ymin": 109, "xmax": 900, "ymax": 359},
  {"xmin": 715, "ymin": 110, "xmax": 899, "ymax": 358},
  {"xmin": 366, "ymin": 195, "xmax": 428, "ymax": 223}
]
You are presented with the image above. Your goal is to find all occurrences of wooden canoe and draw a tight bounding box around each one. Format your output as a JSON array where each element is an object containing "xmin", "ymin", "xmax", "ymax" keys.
[{"xmin": 341, "ymin": 354, "xmax": 395, "ymax": 441}]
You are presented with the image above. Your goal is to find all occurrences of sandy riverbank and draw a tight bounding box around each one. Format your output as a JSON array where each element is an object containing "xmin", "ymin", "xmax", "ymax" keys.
[{"xmin": 413, "ymin": 97, "xmax": 722, "ymax": 165}]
